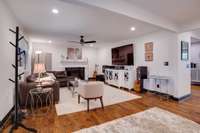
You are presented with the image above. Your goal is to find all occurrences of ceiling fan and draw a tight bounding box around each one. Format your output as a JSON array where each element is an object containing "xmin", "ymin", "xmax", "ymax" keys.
[{"xmin": 68, "ymin": 36, "xmax": 96, "ymax": 46}]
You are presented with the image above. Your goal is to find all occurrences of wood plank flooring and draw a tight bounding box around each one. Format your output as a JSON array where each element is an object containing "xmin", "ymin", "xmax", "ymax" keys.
[{"xmin": 3, "ymin": 85, "xmax": 200, "ymax": 133}]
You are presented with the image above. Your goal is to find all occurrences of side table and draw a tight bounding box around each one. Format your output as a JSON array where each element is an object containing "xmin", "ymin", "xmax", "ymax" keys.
[
  {"xmin": 28, "ymin": 87, "xmax": 53, "ymax": 115},
  {"xmin": 69, "ymin": 80, "xmax": 79, "ymax": 96}
]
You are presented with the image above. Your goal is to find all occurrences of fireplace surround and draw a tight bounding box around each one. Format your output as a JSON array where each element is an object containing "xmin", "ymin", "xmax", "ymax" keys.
[{"xmin": 65, "ymin": 67, "xmax": 85, "ymax": 80}]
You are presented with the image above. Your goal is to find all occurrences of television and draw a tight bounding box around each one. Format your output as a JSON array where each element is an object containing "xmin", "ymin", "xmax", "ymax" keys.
[{"xmin": 112, "ymin": 44, "xmax": 134, "ymax": 65}]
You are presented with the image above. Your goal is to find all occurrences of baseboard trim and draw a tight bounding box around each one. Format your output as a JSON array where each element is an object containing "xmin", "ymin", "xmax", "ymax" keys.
[
  {"xmin": 0, "ymin": 106, "xmax": 14, "ymax": 129},
  {"xmin": 172, "ymin": 94, "xmax": 191, "ymax": 101},
  {"xmin": 143, "ymin": 89, "xmax": 191, "ymax": 101},
  {"xmin": 191, "ymin": 82, "xmax": 200, "ymax": 86},
  {"xmin": 88, "ymin": 77, "xmax": 96, "ymax": 80}
]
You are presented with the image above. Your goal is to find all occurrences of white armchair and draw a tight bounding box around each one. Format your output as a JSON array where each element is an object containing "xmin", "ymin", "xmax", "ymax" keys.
[{"xmin": 77, "ymin": 81, "xmax": 104, "ymax": 111}]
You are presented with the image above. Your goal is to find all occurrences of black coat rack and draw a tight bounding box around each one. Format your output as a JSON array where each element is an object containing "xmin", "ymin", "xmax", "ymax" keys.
[{"xmin": 8, "ymin": 26, "xmax": 37, "ymax": 133}]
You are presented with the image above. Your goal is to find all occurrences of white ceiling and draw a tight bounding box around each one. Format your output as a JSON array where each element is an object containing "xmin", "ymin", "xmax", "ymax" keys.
[
  {"xmin": 191, "ymin": 29, "xmax": 200, "ymax": 44},
  {"xmin": 6, "ymin": 0, "xmax": 200, "ymax": 45},
  {"xmin": 126, "ymin": 0, "xmax": 200, "ymax": 27},
  {"xmin": 5, "ymin": 0, "xmax": 161, "ymax": 44}
]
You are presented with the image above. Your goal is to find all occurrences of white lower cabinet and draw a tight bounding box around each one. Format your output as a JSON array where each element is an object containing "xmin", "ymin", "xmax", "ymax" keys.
[{"xmin": 104, "ymin": 68, "xmax": 134, "ymax": 90}]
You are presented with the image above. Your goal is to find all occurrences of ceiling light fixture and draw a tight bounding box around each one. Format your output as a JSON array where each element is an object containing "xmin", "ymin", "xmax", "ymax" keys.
[
  {"xmin": 52, "ymin": 8, "xmax": 59, "ymax": 14},
  {"xmin": 131, "ymin": 27, "xmax": 136, "ymax": 31},
  {"xmin": 48, "ymin": 40, "xmax": 52, "ymax": 43},
  {"xmin": 35, "ymin": 50, "xmax": 42, "ymax": 54},
  {"xmin": 89, "ymin": 44, "xmax": 94, "ymax": 47}
]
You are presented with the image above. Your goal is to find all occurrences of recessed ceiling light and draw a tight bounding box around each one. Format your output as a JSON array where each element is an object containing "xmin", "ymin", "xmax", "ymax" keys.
[
  {"xmin": 48, "ymin": 40, "xmax": 52, "ymax": 43},
  {"xmin": 52, "ymin": 8, "xmax": 59, "ymax": 14},
  {"xmin": 131, "ymin": 27, "xmax": 136, "ymax": 31}
]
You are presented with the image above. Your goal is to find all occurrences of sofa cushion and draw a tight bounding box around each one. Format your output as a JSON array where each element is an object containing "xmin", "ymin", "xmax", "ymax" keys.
[
  {"xmin": 57, "ymin": 78, "xmax": 68, "ymax": 82},
  {"xmin": 56, "ymin": 74, "xmax": 66, "ymax": 78},
  {"xmin": 54, "ymin": 71, "xmax": 66, "ymax": 78},
  {"xmin": 26, "ymin": 74, "xmax": 37, "ymax": 82},
  {"xmin": 40, "ymin": 76, "xmax": 55, "ymax": 82},
  {"xmin": 40, "ymin": 73, "xmax": 48, "ymax": 78},
  {"xmin": 47, "ymin": 72, "xmax": 56, "ymax": 80}
]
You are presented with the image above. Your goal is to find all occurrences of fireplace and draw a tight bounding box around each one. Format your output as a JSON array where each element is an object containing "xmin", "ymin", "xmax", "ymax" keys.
[{"xmin": 65, "ymin": 67, "xmax": 85, "ymax": 80}]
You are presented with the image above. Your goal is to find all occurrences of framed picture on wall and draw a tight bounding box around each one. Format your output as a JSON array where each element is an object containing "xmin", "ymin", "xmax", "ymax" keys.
[
  {"xmin": 67, "ymin": 48, "xmax": 75, "ymax": 59},
  {"xmin": 145, "ymin": 52, "xmax": 153, "ymax": 61},
  {"xmin": 144, "ymin": 42, "xmax": 153, "ymax": 61},
  {"xmin": 75, "ymin": 48, "xmax": 82, "ymax": 59},
  {"xmin": 181, "ymin": 41, "xmax": 189, "ymax": 61},
  {"xmin": 19, "ymin": 37, "xmax": 29, "ymax": 69},
  {"xmin": 145, "ymin": 42, "xmax": 153, "ymax": 51},
  {"xmin": 67, "ymin": 48, "xmax": 82, "ymax": 60}
]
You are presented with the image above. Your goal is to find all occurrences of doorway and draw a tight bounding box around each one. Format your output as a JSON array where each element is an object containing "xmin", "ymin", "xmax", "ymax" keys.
[{"xmin": 191, "ymin": 36, "xmax": 200, "ymax": 86}]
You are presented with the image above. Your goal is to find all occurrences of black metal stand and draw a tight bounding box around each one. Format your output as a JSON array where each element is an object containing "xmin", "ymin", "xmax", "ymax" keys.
[{"xmin": 8, "ymin": 26, "xmax": 37, "ymax": 133}]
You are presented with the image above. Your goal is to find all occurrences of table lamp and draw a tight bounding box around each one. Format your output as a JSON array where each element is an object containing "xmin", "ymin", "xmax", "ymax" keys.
[{"xmin": 33, "ymin": 63, "xmax": 46, "ymax": 84}]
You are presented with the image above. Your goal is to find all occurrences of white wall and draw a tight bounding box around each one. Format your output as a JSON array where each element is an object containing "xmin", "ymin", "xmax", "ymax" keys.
[
  {"xmin": 191, "ymin": 44, "xmax": 200, "ymax": 63},
  {"xmin": 134, "ymin": 31, "xmax": 177, "ymax": 77},
  {"xmin": 0, "ymin": 1, "xmax": 19, "ymax": 120},
  {"xmin": 97, "ymin": 30, "xmax": 177, "ymax": 76},
  {"xmin": 31, "ymin": 42, "xmax": 98, "ymax": 77},
  {"xmin": 97, "ymin": 30, "xmax": 192, "ymax": 98},
  {"xmin": 96, "ymin": 46, "xmax": 112, "ymax": 73},
  {"xmin": 175, "ymin": 32, "xmax": 191, "ymax": 98}
]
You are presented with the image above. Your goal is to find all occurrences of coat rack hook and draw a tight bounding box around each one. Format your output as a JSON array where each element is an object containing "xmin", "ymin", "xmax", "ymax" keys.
[
  {"xmin": 18, "ymin": 36, "xmax": 24, "ymax": 41},
  {"xmin": 9, "ymin": 78, "xmax": 15, "ymax": 83},
  {"xmin": 9, "ymin": 29, "xmax": 16, "ymax": 34},
  {"xmin": 12, "ymin": 64, "xmax": 16, "ymax": 68},
  {"xmin": 9, "ymin": 42, "xmax": 16, "ymax": 47},
  {"xmin": 18, "ymin": 72, "xmax": 25, "ymax": 77}
]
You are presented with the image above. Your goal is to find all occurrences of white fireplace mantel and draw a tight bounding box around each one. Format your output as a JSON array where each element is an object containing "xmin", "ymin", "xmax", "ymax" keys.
[
  {"xmin": 59, "ymin": 59, "xmax": 89, "ymax": 80},
  {"xmin": 60, "ymin": 58, "xmax": 88, "ymax": 64}
]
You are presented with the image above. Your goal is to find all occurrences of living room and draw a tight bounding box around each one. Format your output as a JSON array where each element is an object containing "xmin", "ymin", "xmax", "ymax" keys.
[{"xmin": 1, "ymin": 0, "xmax": 200, "ymax": 133}]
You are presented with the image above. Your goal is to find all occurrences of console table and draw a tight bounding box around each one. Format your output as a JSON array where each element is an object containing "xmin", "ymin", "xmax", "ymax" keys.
[
  {"xmin": 104, "ymin": 67, "xmax": 135, "ymax": 90},
  {"xmin": 144, "ymin": 75, "xmax": 171, "ymax": 100}
]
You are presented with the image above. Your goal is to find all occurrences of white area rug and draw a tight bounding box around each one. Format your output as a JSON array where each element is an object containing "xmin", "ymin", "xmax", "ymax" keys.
[
  {"xmin": 55, "ymin": 84, "xmax": 141, "ymax": 116},
  {"xmin": 73, "ymin": 107, "xmax": 200, "ymax": 133}
]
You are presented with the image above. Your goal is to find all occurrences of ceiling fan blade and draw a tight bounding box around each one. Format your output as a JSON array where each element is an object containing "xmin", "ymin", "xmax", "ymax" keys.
[
  {"xmin": 68, "ymin": 41, "xmax": 81, "ymax": 44},
  {"xmin": 84, "ymin": 41, "xmax": 96, "ymax": 44}
]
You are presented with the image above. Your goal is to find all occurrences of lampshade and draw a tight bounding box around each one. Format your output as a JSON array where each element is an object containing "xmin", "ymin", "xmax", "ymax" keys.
[{"xmin": 33, "ymin": 63, "xmax": 46, "ymax": 74}]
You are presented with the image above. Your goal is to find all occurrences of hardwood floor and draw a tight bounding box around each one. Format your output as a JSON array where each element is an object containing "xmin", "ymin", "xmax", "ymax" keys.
[{"xmin": 3, "ymin": 85, "xmax": 200, "ymax": 133}]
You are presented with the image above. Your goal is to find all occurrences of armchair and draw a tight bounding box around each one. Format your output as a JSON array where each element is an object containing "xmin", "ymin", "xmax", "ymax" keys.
[{"xmin": 77, "ymin": 81, "xmax": 104, "ymax": 111}]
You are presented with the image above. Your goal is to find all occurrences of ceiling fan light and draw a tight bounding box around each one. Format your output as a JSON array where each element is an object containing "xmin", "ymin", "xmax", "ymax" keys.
[{"xmin": 89, "ymin": 44, "xmax": 94, "ymax": 47}]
